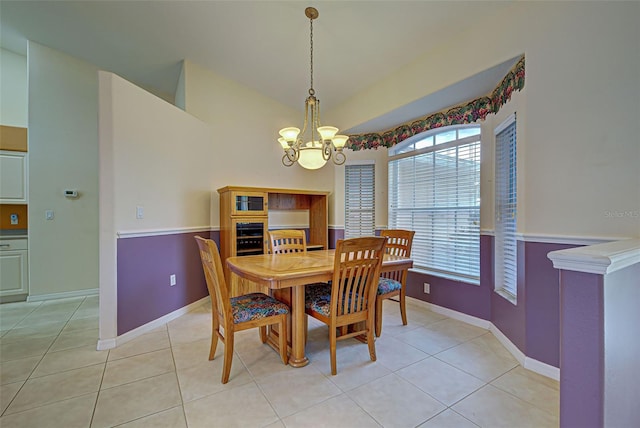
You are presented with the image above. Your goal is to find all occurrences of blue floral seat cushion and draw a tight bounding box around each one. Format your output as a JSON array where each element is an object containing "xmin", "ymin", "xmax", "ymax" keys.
[
  {"xmin": 377, "ymin": 277, "xmax": 402, "ymax": 295},
  {"xmin": 230, "ymin": 293, "xmax": 289, "ymax": 324},
  {"xmin": 305, "ymin": 282, "xmax": 367, "ymax": 316},
  {"xmin": 305, "ymin": 283, "xmax": 332, "ymax": 316}
]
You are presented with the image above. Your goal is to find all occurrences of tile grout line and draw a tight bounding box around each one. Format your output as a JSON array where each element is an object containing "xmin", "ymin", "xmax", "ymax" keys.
[
  {"xmin": 251, "ymin": 372, "xmax": 284, "ymax": 426},
  {"xmin": 0, "ymin": 391, "xmax": 102, "ymax": 420},
  {"xmin": 331, "ymin": 315, "xmax": 494, "ymax": 427},
  {"xmin": 97, "ymin": 324, "xmax": 181, "ymax": 427},
  {"xmin": 168, "ymin": 323, "xmax": 191, "ymax": 427},
  {"xmin": 1, "ymin": 297, "xmax": 93, "ymax": 417},
  {"xmin": 0, "ymin": 301, "xmax": 43, "ymax": 332},
  {"xmin": 487, "ymin": 366, "xmax": 560, "ymax": 419},
  {"xmin": 390, "ymin": 352, "xmax": 490, "ymax": 415},
  {"xmin": 87, "ymin": 348, "xmax": 107, "ymax": 428}
]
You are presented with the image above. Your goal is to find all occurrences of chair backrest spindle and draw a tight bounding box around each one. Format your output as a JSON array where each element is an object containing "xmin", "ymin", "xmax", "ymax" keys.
[
  {"xmin": 380, "ymin": 230, "xmax": 414, "ymax": 280},
  {"xmin": 269, "ymin": 229, "xmax": 307, "ymax": 254}
]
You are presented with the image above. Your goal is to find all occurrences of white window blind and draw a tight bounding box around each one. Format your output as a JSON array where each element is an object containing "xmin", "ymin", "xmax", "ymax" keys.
[
  {"xmin": 345, "ymin": 163, "xmax": 375, "ymax": 238},
  {"xmin": 388, "ymin": 126, "xmax": 480, "ymax": 280},
  {"xmin": 494, "ymin": 115, "xmax": 517, "ymax": 299}
]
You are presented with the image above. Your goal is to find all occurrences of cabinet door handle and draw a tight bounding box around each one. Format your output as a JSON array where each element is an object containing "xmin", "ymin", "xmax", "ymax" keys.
[{"xmin": 0, "ymin": 244, "xmax": 10, "ymax": 248}]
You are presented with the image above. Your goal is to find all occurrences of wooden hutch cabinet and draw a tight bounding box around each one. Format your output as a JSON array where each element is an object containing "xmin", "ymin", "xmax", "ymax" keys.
[{"xmin": 217, "ymin": 186, "xmax": 329, "ymax": 296}]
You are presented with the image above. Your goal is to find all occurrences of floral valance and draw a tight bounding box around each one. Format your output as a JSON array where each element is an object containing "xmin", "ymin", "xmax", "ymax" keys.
[{"xmin": 347, "ymin": 55, "xmax": 525, "ymax": 151}]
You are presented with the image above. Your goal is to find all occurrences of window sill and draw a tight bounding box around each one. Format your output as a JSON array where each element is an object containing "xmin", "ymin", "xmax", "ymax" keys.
[
  {"xmin": 495, "ymin": 288, "xmax": 517, "ymax": 305},
  {"xmin": 409, "ymin": 267, "xmax": 480, "ymax": 286}
]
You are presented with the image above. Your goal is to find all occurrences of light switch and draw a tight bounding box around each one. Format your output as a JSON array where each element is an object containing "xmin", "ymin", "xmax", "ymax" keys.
[
  {"xmin": 46, "ymin": 210, "xmax": 54, "ymax": 220},
  {"xmin": 136, "ymin": 206, "xmax": 144, "ymax": 219}
]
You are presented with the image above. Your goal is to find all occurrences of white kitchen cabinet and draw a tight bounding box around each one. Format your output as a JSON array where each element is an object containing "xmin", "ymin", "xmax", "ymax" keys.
[
  {"xmin": 0, "ymin": 238, "xmax": 29, "ymax": 297},
  {"xmin": 0, "ymin": 150, "xmax": 28, "ymax": 203}
]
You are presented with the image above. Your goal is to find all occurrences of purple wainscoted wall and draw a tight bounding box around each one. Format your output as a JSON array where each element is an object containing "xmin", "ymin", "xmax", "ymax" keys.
[
  {"xmin": 524, "ymin": 242, "xmax": 575, "ymax": 368},
  {"xmin": 407, "ymin": 272, "xmax": 492, "ymax": 320},
  {"xmin": 558, "ymin": 270, "xmax": 605, "ymax": 428},
  {"xmin": 331, "ymin": 228, "xmax": 381, "ymax": 248},
  {"xmin": 328, "ymin": 228, "xmax": 344, "ymax": 249},
  {"xmin": 491, "ymin": 240, "xmax": 574, "ymax": 367},
  {"xmin": 116, "ymin": 230, "xmax": 220, "ymax": 335},
  {"xmin": 406, "ymin": 235, "xmax": 493, "ymax": 321}
]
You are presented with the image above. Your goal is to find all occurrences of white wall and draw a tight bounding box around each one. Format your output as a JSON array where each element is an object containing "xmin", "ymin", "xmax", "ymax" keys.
[
  {"xmin": 28, "ymin": 42, "xmax": 99, "ymax": 297},
  {"xmin": 181, "ymin": 60, "xmax": 336, "ymax": 227},
  {"xmin": 0, "ymin": 48, "xmax": 28, "ymax": 127},
  {"xmin": 604, "ymin": 262, "xmax": 640, "ymax": 427},
  {"xmin": 325, "ymin": 1, "xmax": 640, "ymax": 240},
  {"xmin": 109, "ymin": 78, "xmax": 214, "ymax": 233},
  {"xmin": 98, "ymin": 71, "xmax": 214, "ymax": 341}
]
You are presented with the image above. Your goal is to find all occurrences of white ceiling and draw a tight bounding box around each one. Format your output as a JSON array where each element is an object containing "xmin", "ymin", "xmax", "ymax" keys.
[{"xmin": 1, "ymin": 0, "xmax": 517, "ymax": 133}]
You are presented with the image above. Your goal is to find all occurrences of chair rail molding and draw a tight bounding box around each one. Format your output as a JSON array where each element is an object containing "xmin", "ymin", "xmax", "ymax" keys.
[{"xmin": 548, "ymin": 238, "xmax": 640, "ymax": 275}]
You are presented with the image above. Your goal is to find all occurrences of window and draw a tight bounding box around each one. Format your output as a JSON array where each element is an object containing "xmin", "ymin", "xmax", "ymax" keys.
[
  {"xmin": 345, "ymin": 163, "xmax": 375, "ymax": 238},
  {"xmin": 388, "ymin": 125, "xmax": 481, "ymax": 281},
  {"xmin": 494, "ymin": 114, "xmax": 517, "ymax": 300}
]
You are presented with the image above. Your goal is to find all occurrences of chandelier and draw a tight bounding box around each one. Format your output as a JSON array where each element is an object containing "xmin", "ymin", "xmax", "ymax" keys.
[{"xmin": 278, "ymin": 7, "xmax": 347, "ymax": 170}]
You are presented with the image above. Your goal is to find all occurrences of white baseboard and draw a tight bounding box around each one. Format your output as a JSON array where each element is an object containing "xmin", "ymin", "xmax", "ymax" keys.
[
  {"xmin": 524, "ymin": 356, "xmax": 560, "ymax": 380},
  {"xmin": 407, "ymin": 297, "xmax": 491, "ymax": 330},
  {"xmin": 97, "ymin": 296, "xmax": 210, "ymax": 351},
  {"xmin": 27, "ymin": 288, "xmax": 99, "ymax": 302},
  {"xmin": 489, "ymin": 322, "xmax": 526, "ymax": 365},
  {"xmin": 97, "ymin": 337, "xmax": 116, "ymax": 350},
  {"xmin": 407, "ymin": 297, "xmax": 560, "ymax": 381}
]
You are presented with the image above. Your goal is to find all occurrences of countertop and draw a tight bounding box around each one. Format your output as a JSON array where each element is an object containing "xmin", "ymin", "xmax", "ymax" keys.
[{"xmin": 0, "ymin": 229, "xmax": 28, "ymax": 239}]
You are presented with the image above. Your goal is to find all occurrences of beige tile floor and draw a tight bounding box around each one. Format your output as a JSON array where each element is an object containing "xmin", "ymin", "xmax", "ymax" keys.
[{"xmin": 0, "ymin": 296, "xmax": 559, "ymax": 427}]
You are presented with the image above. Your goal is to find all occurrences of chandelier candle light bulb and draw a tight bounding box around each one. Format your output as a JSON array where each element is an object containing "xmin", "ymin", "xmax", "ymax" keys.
[{"xmin": 277, "ymin": 7, "xmax": 347, "ymax": 169}]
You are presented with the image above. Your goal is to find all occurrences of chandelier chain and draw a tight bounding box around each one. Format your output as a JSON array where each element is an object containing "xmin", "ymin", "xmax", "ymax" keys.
[{"xmin": 309, "ymin": 15, "xmax": 314, "ymax": 95}]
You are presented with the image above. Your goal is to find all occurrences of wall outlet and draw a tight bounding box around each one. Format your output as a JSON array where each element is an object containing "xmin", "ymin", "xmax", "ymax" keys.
[
  {"xmin": 170, "ymin": 274, "xmax": 176, "ymax": 286},
  {"xmin": 10, "ymin": 214, "xmax": 18, "ymax": 225},
  {"xmin": 136, "ymin": 206, "xmax": 144, "ymax": 219},
  {"xmin": 423, "ymin": 282, "xmax": 430, "ymax": 294},
  {"xmin": 45, "ymin": 210, "xmax": 54, "ymax": 220}
]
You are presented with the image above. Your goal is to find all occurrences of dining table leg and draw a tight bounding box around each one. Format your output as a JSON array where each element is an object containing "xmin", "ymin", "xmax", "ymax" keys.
[{"xmin": 288, "ymin": 285, "xmax": 309, "ymax": 367}]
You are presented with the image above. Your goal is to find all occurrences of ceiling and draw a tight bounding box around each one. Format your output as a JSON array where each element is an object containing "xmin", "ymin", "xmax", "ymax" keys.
[{"xmin": 1, "ymin": 0, "xmax": 517, "ymax": 133}]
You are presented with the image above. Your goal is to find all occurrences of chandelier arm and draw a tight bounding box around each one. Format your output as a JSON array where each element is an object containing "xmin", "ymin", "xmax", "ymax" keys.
[
  {"xmin": 283, "ymin": 146, "xmax": 299, "ymax": 167},
  {"xmin": 285, "ymin": 147, "xmax": 299, "ymax": 163},
  {"xmin": 332, "ymin": 151, "xmax": 346, "ymax": 165},
  {"xmin": 322, "ymin": 141, "xmax": 332, "ymax": 160},
  {"xmin": 282, "ymin": 153, "xmax": 295, "ymax": 167}
]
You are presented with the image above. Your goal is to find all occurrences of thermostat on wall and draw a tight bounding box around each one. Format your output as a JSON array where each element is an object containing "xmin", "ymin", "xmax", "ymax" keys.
[{"xmin": 64, "ymin": 189, "xmax": 79, "ymax": 198}]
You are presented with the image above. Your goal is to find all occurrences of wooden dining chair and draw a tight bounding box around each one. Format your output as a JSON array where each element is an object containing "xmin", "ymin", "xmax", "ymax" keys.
[
  {"xmin": 305, "ymin": 236, "xmax": 387, "ymax": 375},
  {"xmin": 268, "ymin": 229, "xmax": 307, "ymax": 254},
  {"xmin": 375, "ymin": 229, "xmax": 415, "ymax": 337},
  {"xmin": 194, "ymin": 236, "xmax": 290, "ymax": 383}
]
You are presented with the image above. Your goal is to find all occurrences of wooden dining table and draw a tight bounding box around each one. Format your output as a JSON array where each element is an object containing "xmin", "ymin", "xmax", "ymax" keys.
[{"xmin": 226, "ymin": 249, "xmax": 413, "ymax": 367}]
